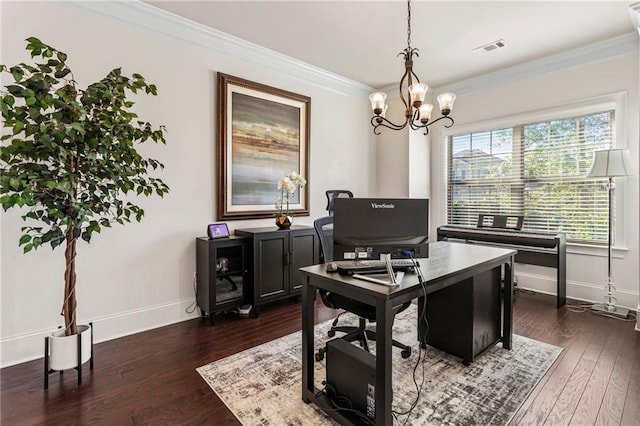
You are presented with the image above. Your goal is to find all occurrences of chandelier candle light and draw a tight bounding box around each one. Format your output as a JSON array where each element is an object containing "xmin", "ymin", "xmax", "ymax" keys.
[
  {"xmin": 369, "ymin": 0, "xmax": 456, "ymax": 135},
  {"xmin": 275, "ymin": 171, "xmax": 306, "ymax": 229},
  {"xmin": 586, "ymin": 148, "xmax": 632, "ymax": 318}
]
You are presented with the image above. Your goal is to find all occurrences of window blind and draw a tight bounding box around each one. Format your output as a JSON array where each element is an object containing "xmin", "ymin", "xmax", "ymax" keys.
[{"xmin": 447, "ymin": 111, "xmax": 614, "ymax": 244}]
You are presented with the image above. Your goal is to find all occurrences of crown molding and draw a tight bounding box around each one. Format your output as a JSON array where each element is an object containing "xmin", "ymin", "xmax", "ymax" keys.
[
  {"xmin": 66, "ymin": 2, "xmax": 636, "ymax": 101},
  {"xmin": 438, "ymin": 33, "xmax": 638, "ymax": 96},
  {"xmin": 376, "ymin": 33, "xmax": 637, "ymax": 101},
  {"xmin": 66, "ymin": 0, "xmax": 374, "ymax": 98},
  {"xmin": 630, "ymin": 2, "xmax": 640, "ymax": 35}
]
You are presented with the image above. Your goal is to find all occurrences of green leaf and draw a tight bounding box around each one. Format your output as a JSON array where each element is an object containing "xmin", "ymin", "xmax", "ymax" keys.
[
  {"xmin": 31, "ymin": 236, "xmax": 42, "ymax": 248},
  {"xmin": 25, "ymin": 36, "xmax": 44, "ymax": 47},
  {"xmin": 54, "ymin": 68, "xmax": 71, "ymax": 79},
  {"xmin": 13, "ymin": 121, "xmax": 24, "ymax": 135},
  {"xmin": 10, "ymin": 67, "xmax": 24, "ymax": 81},
  {"xmin": 69, "ymin": 122, "xmax": 85, "ymax": 134},
  {"xmin": 9, "ymin": 177, "xmax": 21, "ymax": 190},
  {"xmin": 19, "ymin": 234, "xmax": 31, "ymax": 245},
  {"xmin": 1, "ymin": 196, "xmax": 15, "ymax": 210},
  {"xmin": 6, "ymin": 85, "xmax": 23, "ymax": 96},
  {"xmin": 50, "ymin": 236, "xmax": 65, "ymax": 249}
]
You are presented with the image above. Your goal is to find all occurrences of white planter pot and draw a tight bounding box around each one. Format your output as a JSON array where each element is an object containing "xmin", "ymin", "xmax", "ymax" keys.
[{"xmin": 48, "ymin": 324, "xmax": 92, "ymax": 370}]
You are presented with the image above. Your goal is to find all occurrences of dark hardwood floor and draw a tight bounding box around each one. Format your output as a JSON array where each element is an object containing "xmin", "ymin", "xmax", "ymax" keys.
[{"xmin": 1, "ymin": 291, "xmax": 638, "ymax": 425}]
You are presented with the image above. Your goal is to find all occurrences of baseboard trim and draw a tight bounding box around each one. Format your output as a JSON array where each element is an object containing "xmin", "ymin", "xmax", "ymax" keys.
[
  {"xmin": 0, "ymin": 299, "xmax": 200, "ymax": 368},
  {"xmin": 515, "ymin": 271, "xmax": 638, "ymax": 312},
  {"xmin": 4, "ymin": 273, "xmax": 637, "ymax": 366}
]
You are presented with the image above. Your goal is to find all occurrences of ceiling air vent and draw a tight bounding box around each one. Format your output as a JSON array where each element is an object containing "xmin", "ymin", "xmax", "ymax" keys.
[{"xmin": 473, "ymin": 39, "xmax": 507, "ymax": 55}]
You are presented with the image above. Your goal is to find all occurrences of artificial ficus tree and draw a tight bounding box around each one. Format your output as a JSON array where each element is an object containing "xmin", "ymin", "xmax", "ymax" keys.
[{"xmin": 0, "ymin": 37, "xmax": 169, "ymax": 336}]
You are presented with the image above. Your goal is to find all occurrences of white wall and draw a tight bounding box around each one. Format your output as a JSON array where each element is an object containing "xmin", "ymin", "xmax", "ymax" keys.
[
  {"xmin": 374, "ymin": 96, "xmax": 430, "ymax": 199},
  {"xmin": 430, "ymin": 52, "xmax": 640, "ymax": 312},
  {"xmin": 375, "ymin": 96, "xmax": 410, "ymax": 197},
  {"xmin": 0, "ymin": 1, "xmax": 376, "ymax": 366},
  {"xmin": 2, "ymin": 2, "xmax": 638, "ymax": 368}
]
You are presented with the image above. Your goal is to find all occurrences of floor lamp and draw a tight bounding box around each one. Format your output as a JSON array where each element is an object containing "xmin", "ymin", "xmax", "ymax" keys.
[{"xmin": 586, "ymin": 149, "xmax": 631, "ymax": 318}]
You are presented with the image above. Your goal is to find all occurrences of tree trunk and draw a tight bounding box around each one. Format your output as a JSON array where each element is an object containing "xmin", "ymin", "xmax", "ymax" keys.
[{"xmin": 63, "ymin": 225, "xmax": 78, "ymax": 336}]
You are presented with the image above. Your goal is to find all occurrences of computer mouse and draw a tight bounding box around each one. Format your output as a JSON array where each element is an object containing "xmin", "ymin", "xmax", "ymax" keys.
[{"xmin": 326, "ymin": 262, "xmax": 338, "ymax": 272}]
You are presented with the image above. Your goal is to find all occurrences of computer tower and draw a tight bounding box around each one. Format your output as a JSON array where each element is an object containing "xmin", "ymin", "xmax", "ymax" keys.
[{"xmin": 325, "ymin": 338, "xmax": 377, "ymax": 421}]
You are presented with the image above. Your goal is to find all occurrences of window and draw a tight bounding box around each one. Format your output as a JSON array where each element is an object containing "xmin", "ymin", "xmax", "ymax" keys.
[{"xmin": 447, "ymin": 110, "xmax": 614, "ymax": 244}]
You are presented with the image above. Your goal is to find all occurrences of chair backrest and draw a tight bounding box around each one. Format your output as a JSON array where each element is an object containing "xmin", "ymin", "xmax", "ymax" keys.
[
  {"xmin": 325, "ymin": 190, "xmax": 353, "ymax": 216},
  {"xmin": 313, "ymin": 216, "xmax": 334, "ymax": 263}
]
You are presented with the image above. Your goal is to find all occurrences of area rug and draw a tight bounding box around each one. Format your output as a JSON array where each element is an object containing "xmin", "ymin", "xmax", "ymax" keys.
[{"xmin": 197, "ymin": 305, "xmax": 562, "ymax": 425}]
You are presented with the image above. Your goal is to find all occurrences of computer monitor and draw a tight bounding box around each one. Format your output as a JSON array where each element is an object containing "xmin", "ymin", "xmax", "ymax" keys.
[{"xmin": 333, "ymin": 198, "xmax": 429, "ymax": 260}]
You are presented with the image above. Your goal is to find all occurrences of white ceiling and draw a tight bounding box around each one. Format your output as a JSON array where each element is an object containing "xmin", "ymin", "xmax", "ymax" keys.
[{"xmin": 144, "ymin": 1, "xmax": 637, "ymax": 89}]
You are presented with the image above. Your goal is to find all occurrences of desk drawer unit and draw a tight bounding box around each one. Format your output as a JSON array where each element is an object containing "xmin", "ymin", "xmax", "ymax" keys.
[{"xmin": 424, "ymin": 266, "xmax": 502, "ymax": 364}]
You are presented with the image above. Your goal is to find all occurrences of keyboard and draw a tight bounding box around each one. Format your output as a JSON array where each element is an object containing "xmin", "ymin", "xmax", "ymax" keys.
[
  {"xmin": 335, "ymin": 259, "xmax": 416, "ymax": 275},
  {"xmin": 437, "ymin": 225, "xmax": 561, "ymax": 248}
]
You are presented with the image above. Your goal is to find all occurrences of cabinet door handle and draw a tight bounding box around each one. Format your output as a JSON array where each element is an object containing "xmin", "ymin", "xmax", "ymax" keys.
[
  {"xmin": 284, "ymin": 253, "xmax": 289, "ymax": 266},
  {"xmin": 289, "ymin": 252, "xmax": 294, "ymax": 265}
]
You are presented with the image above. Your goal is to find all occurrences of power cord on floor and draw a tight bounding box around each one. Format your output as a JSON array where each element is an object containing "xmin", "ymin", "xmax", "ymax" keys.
[
  {"xmin": 185, "ymin": 272, "xmax": 198, "ymax": 314},
  {"xmin": 591, "ymin": 309, "xmax": 637, "ymax": 322},
  {"xmin": 565, "ymin": 301, "xmax": 637, "ymax": 322},
  {"xmin": 565, "ymin": 302, "xmax": 594, "ymax": 313},
  {"xmin": 392, "ymin": 253, "xmax": 430, "ymax": 425}
]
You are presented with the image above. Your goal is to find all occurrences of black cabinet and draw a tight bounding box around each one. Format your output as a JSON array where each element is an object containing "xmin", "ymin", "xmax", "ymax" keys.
[
  {"xmin": 196, "ymin": 236, "xmax": 249, "ymax": 325},
  {"xmin": 235, "ymin": 225, "xmax": 319, "ymax": 313}
]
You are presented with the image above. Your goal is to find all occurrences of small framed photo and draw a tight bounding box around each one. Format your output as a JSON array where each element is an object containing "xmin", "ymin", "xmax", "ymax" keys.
[{"xmin": 207, "ymin": 223, "xmax": 230, "ymax": 239}]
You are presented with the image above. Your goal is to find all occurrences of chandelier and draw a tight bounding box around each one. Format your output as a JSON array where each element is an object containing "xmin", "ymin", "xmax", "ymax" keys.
[{"xmin": 369, "ymin": 0, "xmax": 456, "ymax": 135}]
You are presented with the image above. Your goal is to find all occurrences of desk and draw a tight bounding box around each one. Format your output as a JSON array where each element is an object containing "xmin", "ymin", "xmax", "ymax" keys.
[{"xmin": 300, "ymin": 241, "xmax": 515, "ymax": 426}]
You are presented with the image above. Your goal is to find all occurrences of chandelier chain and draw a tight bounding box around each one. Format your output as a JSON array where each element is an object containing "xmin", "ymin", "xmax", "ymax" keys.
[
  {"xmin": 407, "ymin": 0, "xmax": 412, "ymax": 49},
  {"xmin": 368, "ymin": 0, "xmax": 456, "ymax": 135}
]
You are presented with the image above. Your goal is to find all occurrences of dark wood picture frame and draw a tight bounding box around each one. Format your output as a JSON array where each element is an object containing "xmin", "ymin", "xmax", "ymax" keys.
[{"xmin": 217, "ymin": 73, "xmax": 310, "ymax": 220}]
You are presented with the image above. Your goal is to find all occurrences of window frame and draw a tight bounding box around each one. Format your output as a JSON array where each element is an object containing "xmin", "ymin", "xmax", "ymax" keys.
[{"xmin": 439, "ymin": 92, "xmax": 629, "ymax": 251}]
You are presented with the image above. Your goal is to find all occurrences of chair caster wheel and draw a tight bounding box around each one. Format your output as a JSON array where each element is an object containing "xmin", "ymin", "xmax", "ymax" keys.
[
  {"xmin": 401, "ymin": 348, "xmax": 412, "ymax": 359},
  {"xmin": 327, "ymin": 330, "xmax": 336, "ymax": 337},
  {"xmin": 315, "ymin": 350, "xmax": 325, "ymax": 362}
]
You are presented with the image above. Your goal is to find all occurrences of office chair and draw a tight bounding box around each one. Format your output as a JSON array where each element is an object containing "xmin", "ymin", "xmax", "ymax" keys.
[
  {"xmin": 325, "ymin": 190, "xmax": 353, "ymax": 216},
  {"xmin": 313, "ymin": 216, "xmax": 412, "ymax": 361}
]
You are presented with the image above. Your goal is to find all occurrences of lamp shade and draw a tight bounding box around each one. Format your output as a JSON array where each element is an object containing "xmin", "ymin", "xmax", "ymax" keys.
[
  {"xmin": 587, "ymin": 149, "xmax": 632, "ymax": 178},
  {"xmin": 369, "ymin": 92, "xmax": 387, "ymax": 112},
  {"xmin": 418, "ymin": 103, "xmax": 433, "ymax": 122},
  {"xmin": 408, "ymin": 83, "xmax": 428, "ymax": 106},
  {"xmin": 437, "ymin": 93, "xmax": 456, "ymax": 115}
]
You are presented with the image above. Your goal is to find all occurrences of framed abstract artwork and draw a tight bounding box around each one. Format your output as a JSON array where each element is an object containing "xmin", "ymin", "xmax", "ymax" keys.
[{"xmin": 217, "ymin": 73, "xmax": 310, "ymax": 220}]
